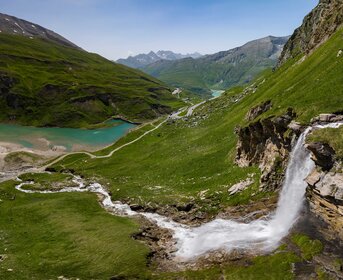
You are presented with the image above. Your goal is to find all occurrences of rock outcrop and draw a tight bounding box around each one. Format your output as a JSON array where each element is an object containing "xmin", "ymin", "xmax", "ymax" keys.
[
  {"xmin": 307, "ymin": 142, "xmax": 336, "ymax": 171},
  {"xmin": 235, "ymin": 108, "xmax": 296, "ymax": 191},
  {"xmin": 245, "ymin": 100, "xmax": 272, "ymax": 121},
  {"xmin": 306, "ymin": 166, "xmax": 343, "ymax": 241},
  {"xmin": 311, "ymin": 113, "xmax": 343, "ymax": 125},
  {"xmin": 306, "ymin": 116, "xmax": 343, "ymax": 242},
  {"xmin": 279, "ymin": 0, "xmax": 343, "ymax": 65},
  {"xmin": 228, "ymin": 175, "xmax": 254, "ymax": 195}
]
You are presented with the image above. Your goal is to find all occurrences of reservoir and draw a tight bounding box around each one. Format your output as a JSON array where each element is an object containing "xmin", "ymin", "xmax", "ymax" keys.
[
  {"xmin": 0, "ymin": 120, "xmax": 136, "ymax": 152},
  {"xmin": 211, "ymin": 89, "xmax": 225, "ymax": 98}
]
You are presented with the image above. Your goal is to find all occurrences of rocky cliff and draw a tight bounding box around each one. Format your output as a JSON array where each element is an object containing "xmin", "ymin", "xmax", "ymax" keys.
[
  {"xmin": 306, "ymin": 166, "xmax": 343, "ymax": 241},
  {"xmin": 279, "ymin": 0, "xmax": 343, "ymax": 65},
  {"xmin": 235, "ymin": 107, "xmax": 296, "ymax": 191},
  {"xmin": 306, "ymin": 116, "xmax": 343, "ymax": 242}
]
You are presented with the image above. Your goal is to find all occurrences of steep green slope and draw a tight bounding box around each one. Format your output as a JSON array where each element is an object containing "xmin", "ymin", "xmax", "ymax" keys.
[
  {"xmin": 51, "ymin": 27, "xmax": 343, "ymax": 211},
  {"xmin": 0, "ymin": 34, "xmax": 183, "ymax": 127},
  {"xmin": 142, "ymin": 36, "xmax": 289, "ymax": 97}
]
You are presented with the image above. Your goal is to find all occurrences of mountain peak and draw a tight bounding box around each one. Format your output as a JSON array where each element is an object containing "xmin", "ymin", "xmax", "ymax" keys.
[
  {"xmin": 279, "ymin": 0, "xmax": 343, "ymax": 65},
  {"xmin": 117, "ymin": 50, "xmax": 203, "ymax": 69},
  {"xmin": 0, "ymin": 13, "xmax": 79, "ymax": 49}
]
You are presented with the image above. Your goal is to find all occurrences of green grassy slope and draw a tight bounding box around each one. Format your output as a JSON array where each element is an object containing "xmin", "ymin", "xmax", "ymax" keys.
[
  {"xmin": 50, "ymin": 28, "xmax": 343, "ymax": 211},
  {"xmin": 0, "ymin": 180, "xmax": 151, "ymax": 279},
  {"xmin": 0, "ymin": 34, "xmax": 184, "ymax": 127},
  {"xmin": 1, "ymin": 27, "xmax": 342, "ymax": 280}
]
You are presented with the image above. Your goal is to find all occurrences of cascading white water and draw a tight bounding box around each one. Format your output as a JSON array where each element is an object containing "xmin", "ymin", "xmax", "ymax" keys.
[
  {"xmin": 167, "ymin": 127, "xmax": 315, "ymax": 259},
  {"xmin": 15, "ymin": 123, "xmax": 343, "ymax": 261}
]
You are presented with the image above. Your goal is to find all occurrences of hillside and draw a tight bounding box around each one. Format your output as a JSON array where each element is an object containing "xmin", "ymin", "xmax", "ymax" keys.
[
  {"xmin": 0, "ymin": 15, "xmax": 183, "ymax": 127},
  {"xmin": 142, "ymin": 36, "xmax": 289, "ymax": 96},
  {"xmin": 1, "ymin": 0, "xmax": 343, "ymax": 279},
  {"xmin": 0, "ymin": 13, "xmax": 79, "ymax": 49},
  {"xmin": 42, "ymin": 0, "xmax": 343, "ymax": 277},
  {"xmin": 117, "ymin": 50, "xmax": 202, "ymax": 69},
  {"xmin": 279, "ymin": 0, "xmax": 343, "ymax": 65}
]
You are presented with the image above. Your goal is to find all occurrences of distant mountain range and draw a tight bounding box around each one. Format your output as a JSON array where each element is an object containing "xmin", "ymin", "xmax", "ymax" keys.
[
  {"xmin": 0, "ymin": 13, "xmax": 183, "ymax": 127},
  {"xmin": 140, "ymin": 36, "xmax": 290, "ymax": 97},
  {"xmin": 117, "ymin": 50, "xmax": 203, "ymax": 69}
]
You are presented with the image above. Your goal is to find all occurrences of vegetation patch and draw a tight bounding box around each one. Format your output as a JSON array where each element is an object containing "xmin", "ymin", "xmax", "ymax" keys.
[
  {"xmin": 291, "ymin": 233, "xmax": 323, "ymax": 261},
  {"xmin": 0, "ymin": 180, "xmax": 151, "ymax": 279}
]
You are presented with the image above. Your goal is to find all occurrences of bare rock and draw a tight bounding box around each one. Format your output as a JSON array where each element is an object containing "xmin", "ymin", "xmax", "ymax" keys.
[
  {"xmin": 245, "ymin": 100, "xmax": 272, "ymax": 121},
  {"xmin": 311, "ymin": 113, "xmax": 343, "ymax": 124},
  {"xmin": 306, "ymin": 169, "xmax": 322, "ymax": 186},
  {"xmin": 288, "ymin": 121, "xmax": 305, "ymax": 135},
  {"xmin": 319, "ymin": 114, "xmax": 337, "ymax": 122},
  {"xmin": 228, "ymin": 177, "xmax": 254, "ymax": 195},
  {"xmin": 306, "ymin": 166, "xmax": 343, "ymax": 241},
  {"xmin": 236, "ymin": 109, "xmax": 295, "ymax": 191},
  {"xmin": 279, "ymin": 0, "xmax": 343, "ymax": 65},
  {"xmin": 307, "ymin": 142, "xmax": 336, "ymax": 171}
]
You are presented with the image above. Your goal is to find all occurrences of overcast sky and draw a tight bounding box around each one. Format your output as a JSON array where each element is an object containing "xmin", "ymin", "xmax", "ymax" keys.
[{"xmin": 1, "ymin": 0, "xmax": 318, "ymax": 60}]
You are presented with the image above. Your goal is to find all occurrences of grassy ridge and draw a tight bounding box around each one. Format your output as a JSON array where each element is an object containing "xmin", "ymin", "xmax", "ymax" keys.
[{"xmin": 0, "ymin": 34, "xmax": 184, "ymax": 127}]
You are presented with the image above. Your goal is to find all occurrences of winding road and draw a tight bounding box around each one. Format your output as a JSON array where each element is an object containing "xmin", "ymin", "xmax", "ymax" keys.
[{"xmin": 0, "ymin": 99, "xmax": 205, "ymax": 182}]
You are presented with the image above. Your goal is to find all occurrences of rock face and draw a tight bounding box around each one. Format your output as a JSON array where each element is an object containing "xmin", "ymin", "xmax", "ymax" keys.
[
  {"xmin": 311, "ymin": 113, "xmax": 343, "ymax": 124},
  {"xmin": 306, "ymin": 166, "xmax": 343, "ymax": 240},
  {"xmin": 306, "ymin": 117, "xmax": 343, "ymax": 242},
  {"xmin": 235, "ymin": 108, "xmax": 296, "ymax": 191},
  {"xmin": 307, "ymin": 142, "xmax": 336, "ymax": 171},
  {"xmin": 279, "ymin": 0, "xmax": 343, "ymax": 65},
  {"xmin": 245, "ymin": 100, "xmax": 272, "ymax": 121}
]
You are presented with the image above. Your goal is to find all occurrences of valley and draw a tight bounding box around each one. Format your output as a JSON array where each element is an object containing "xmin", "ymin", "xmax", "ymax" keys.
[{"xmin": 1, "ymin": 0, "xmax": 343, "ymax": 279}]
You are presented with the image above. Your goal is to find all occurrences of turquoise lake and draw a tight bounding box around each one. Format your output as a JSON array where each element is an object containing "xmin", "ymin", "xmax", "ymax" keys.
[
  {"xmin": 0, "ymin": 120, "xmax": 136, "ymax": 152},
  {"xmin": 211, "ymin": 90, "xmax": 225, "ymax": 98}
]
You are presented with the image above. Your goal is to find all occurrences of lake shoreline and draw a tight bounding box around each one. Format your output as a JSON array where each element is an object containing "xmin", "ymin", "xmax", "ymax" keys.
[{"xmin": 0, "ymin": 121, "xmax": 136, "ymax": 152}]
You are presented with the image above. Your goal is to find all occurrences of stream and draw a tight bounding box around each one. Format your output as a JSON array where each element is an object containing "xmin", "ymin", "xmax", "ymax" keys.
[{"xmin": 14, "ymin": 122, "xmax": 343, "ymax": 261}]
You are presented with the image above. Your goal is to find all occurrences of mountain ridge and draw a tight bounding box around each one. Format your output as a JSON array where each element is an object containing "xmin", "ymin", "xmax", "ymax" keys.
[
  {"xmin": 142, "ymin": 35, "xmax": 289, "ymax": 96},
  {"xmin": 0, "ymin": 14, "xmax": 183, "ymax": 127},
  {"xmin": 0, "ymin": 12, "xmax": 79, "ymax": 49},
  {"xmin": 279, "ymin": 0, "xmax": 343, "ymax": 65},
  {"xmin": 117, "ymin": 50, "xmax": 203, "ymax": 69}
]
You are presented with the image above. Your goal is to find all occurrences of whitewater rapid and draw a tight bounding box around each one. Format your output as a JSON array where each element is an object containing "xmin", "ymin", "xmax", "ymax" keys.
[{"xmin": 15, "ymin": 122, "xmax": 343, "ymax": 260}]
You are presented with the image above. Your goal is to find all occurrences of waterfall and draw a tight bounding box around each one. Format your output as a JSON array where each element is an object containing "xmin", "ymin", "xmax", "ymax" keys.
[
  {"xmin": 170, "ymin": 128, "xmax": 315, "ymax": 259},
  {"xmin": 15, "ymin": 123, "xmax": 342, "ymax": 260}
]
